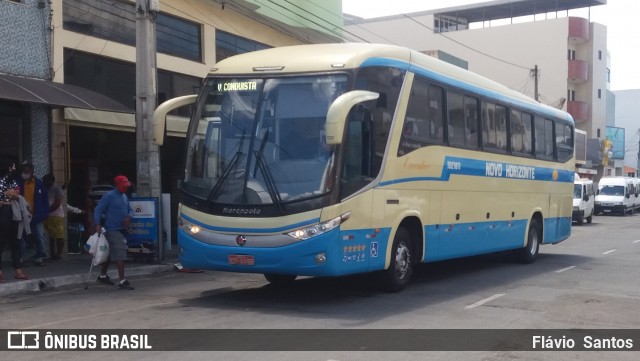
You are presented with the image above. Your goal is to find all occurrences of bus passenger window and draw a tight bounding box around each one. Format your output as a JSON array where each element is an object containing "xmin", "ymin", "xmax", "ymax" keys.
[
  {"xmin": 447, "ymin": 92, "xmax": 465, "ymax": 146},
  {"xmin": 556, "ymin": 121, "xmax": 573, "ymax": 162},
  {"xmin": 398, "ymin": 77, "xmax": 443, "ymax": 156},
  {"xmin": 522, "ymin": 112, "xmax": 533, "ymax": 154},
  {"xmin": 544, "ymin": 118, "xmax": 554, "ymax": 159},
  {"xmin": 510, "ymin": 110, "xmax": 523, "ymax": 153},
  {"xmin": 482, "ymin": 102, "xmax": 497, "ymax": 149},
  {"xmin": 495, "ymin": 105, "xmax": 507, "ymax": 151},
  {"xmin": 464, "ymin": 96, "xmax": 479, "ymax": 148}
]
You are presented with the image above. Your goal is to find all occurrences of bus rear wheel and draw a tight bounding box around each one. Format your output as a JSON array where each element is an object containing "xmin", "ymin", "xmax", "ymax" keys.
[
  {"xmin": 514, "ymin": 218, "xmax": 540, "ymax": 264},
  {"xmin": 264, "ymin": 274, "xmax": 297, "ymax": 285},
  {"xmin": 380, "ymin": 227, "xmax": 413, "ymax": 293}
]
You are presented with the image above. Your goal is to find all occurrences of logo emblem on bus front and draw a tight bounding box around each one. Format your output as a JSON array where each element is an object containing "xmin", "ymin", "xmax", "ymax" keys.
[{"xmin": 236, "ymin": 235, "xmax": 247, "ymax": 246}]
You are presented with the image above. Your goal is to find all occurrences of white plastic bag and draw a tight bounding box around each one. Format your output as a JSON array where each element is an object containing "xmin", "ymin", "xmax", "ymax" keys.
[{"xmin": 86, "ymin": 232, "xmax": 110, "ymax": 266}]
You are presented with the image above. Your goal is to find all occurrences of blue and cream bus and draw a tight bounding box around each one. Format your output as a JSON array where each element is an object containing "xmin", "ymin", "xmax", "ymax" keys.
[{"xmin": 154, "ymin": 43, "xmax": 574, "ymax": 292}]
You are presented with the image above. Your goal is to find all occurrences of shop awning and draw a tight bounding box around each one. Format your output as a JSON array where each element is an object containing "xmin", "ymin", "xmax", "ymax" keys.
[{"xmin": 0, "ymin": 73, "xmax": 133, "ymax": 113}]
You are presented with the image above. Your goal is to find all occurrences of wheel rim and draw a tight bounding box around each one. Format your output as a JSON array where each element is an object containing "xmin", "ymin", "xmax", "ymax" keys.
[
  {"xmin": 529, "ymin": 228, "xmax": 539, "ymax": 256},
  {"xmin": 395, "ymin": 241, "xmax": 411, "ymax": 280}
]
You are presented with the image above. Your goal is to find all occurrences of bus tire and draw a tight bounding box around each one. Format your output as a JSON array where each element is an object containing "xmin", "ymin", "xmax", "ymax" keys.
[
  {"xmin": 380, "ymin": 227, "xmax": 413, "ymax": 293},
  {"xmin": 514, "ymin": 219, "xmax": 540, "ymax": 264},
  {"xmin": 586, "ymin": 214, "xmax": 593, "ymax": 224},
  {"xmin": 264, "ymin": 274, "xmax": 297, "ymax": 285}
]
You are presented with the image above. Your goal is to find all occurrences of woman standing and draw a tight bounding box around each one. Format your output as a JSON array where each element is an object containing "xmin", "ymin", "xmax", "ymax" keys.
[{"xmin": 0, "ymin": 158, "xmax": 29, "ymax": 281}]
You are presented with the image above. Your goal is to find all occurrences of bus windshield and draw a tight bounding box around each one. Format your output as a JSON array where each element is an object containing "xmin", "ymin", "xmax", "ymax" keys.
[{"xmin": 183, "ymin": 74, "xmax": 348, "ymax": 207}]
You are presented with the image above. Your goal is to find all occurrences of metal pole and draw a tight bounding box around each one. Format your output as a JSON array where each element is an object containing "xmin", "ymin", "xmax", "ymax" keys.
[
  {"xmin": 136, "ymin": 0, "xmax": 163, "ymax": 261},
  {"xmin": 533, "ymin": 65, "xmax": 539, "ymax": 102}
]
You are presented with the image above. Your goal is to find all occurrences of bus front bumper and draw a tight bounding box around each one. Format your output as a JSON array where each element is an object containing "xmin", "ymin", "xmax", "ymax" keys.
[{"xmin": 177, "ymin": 228, "xmax": 364, "ymax": 277}]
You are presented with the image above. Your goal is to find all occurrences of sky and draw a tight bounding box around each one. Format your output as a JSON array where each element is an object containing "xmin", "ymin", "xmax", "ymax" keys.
[{"xmin": 342, "ymin": 0, "xmax": 640, "ymax": 91}]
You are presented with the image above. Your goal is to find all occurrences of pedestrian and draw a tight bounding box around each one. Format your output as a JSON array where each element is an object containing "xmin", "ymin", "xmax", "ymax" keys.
[
  {"xmin": 93, "ymin": 175, "xmax": 135, "ymax": 290},
  {"xmin": 16, "ymin": 161, "xmax": 48, "ymax": 266},
  {"xmin": 42, "ymin": 173, "xmax": 66, "ymax": 260},
  {"xmin": 0, "ymin": 158, "xmax": 29, "ymax": 281}
]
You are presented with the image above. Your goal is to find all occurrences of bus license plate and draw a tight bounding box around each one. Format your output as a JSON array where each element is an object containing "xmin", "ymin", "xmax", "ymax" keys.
[{"xmin": 228, "ymin": 255, "xmax": 255, "ymax": 266}]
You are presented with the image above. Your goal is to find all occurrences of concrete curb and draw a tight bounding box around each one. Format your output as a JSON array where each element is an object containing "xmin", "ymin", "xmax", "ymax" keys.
[{"xmin": 0, "ymin": 263, "xmax": 175, "ymax": 296}]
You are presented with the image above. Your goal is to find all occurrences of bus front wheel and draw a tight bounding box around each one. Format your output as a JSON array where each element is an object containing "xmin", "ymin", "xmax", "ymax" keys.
[
  {"xmin": 514, "ymin": 219, "xmax": 540, "ymax": 264},
  {"xmin": 380, "ymin": 227, "xmax": 413, "ymax": 293}
]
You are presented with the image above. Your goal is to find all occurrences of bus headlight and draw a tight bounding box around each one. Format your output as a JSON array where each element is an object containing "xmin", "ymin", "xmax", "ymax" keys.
[
  {"xmin": 287, "ymin": 212, "xmax": 351, "ymax": 240},
  {"xmin": 178, "ymin": 216, "xmax": 202, "ymax": 235}
]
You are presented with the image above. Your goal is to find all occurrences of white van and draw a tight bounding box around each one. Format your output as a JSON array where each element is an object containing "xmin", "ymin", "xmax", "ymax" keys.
[
  {"xmin": 573, "ymin": 177, "xmax": 595, "ymax": 224},
  {"xmin": 595, "ymin": 177, "xmax": 634, "ymax": 216}
]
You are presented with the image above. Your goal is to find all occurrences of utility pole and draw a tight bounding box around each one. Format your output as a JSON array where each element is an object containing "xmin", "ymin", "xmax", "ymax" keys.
[
  {"xmin": 531, "ymin": 65, "xmax": 539, "ymax": 102},
  {"xmin": 136, "ymin": 0, "xmax": 163, "ymax": 260}
]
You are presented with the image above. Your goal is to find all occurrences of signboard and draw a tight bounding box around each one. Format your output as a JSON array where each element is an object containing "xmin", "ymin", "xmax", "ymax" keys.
[
  {"xmin": 128, "ymin": 197, "xmax": 159, "ymax": 245},
  {"xmin": 606, "ymin": 126, "xmax": 625, "ymax": 160}
]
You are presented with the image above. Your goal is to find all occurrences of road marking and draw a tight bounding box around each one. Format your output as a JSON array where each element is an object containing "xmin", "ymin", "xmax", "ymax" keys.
[
  {"xmin": 634, "ymin": 240, "xmax": 640, "ymax": 244},
  {"xmin": 555, "ymin": 266, "xmax": 576, "ymax": 273},
  {"xmin": 465, "ymin": 293, "xmax": 505, "ymax": 310},
  {"xmin": 602, "ymin": 249, "xmax": 616, "ymax": 255}
]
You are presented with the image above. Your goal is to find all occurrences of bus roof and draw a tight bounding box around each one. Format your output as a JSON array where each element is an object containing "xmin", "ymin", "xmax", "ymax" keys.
[{"xmin": 211, "ymin": 43, "xmax": 572, "ymax": 123}]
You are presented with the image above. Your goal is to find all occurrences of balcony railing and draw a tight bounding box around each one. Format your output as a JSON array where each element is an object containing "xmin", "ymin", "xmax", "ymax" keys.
[
  {"xmin": 568, "ymin": 17, "xmax": 589, "ymax": 43},
  {"xmin": 568, "ymin": 59, "xmax": 589, "ymax": 83},
  {"xmin": 567, "ymin": 101, "xmax": 589, "ymax": 123}
]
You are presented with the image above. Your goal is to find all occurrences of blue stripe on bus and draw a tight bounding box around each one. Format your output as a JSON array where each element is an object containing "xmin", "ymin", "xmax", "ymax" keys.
[
  {"xmin": 180, "ymin": 213, "xmax": 320, "ymax": 234},
  {"xmin": 178, "ymin": 217, "xmax": 571, "ymax": 275},
  {"xmin": 360, "ymin": 57, "xmax": 574, "ymax": 123},
  {"xmin": 379, "ymin": 156, "xmax": 574, "ymax": 187},
  {"xmin": 423, "ymin": 217, "xmax": 570, "ymax": 262}
]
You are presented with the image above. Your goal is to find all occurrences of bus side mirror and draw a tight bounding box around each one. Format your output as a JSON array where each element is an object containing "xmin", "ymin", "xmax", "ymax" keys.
[
  {"xmin": 325, "ymin": 90, "xmax": 379, "ymax": 145},
  {"xmin": 583, "ymin": 194, "xmax": 589, "ymax": 202},
  {"xmin": 153, "ymin": 94, "xmax": 197, "ymax": 146}
]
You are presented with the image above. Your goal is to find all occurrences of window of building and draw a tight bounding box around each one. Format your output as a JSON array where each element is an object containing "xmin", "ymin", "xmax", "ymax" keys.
[
  {"xmin": 568, "ymin": 49, "xmax": 576, "ymax": 60},
  {"xmin": 598, "ymin": 50, "xmax": 602, "ymax": 60},
  {"xmin": 215, "ymin": 30, "xmax": 270, "ymax": 62},
  {"xmin": 64, "ymin": 49, "xmax": 200, "ymax": 115},
  {"xmin": 62, "ymin": 0, "xmax": 202, "ymax": 62},
  {"xmin": 598, "ymin": 89, "xmax": 602, "ymax": 99},
  {"xmin": 567, "ymin": 89, "xmax": 576, "ymax": 101},
  {"xmin": 156, "ymin": 13, "xmax": 202, "ymax": 62}
]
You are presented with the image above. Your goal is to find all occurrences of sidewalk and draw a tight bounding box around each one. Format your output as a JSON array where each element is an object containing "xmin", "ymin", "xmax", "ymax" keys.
[{"xmin": 0, "ymin": 250, "xmax": 179, "ymax": 296}]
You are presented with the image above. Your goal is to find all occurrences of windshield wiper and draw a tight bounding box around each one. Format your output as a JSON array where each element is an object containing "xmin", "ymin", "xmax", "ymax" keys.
[
  {"xmin": 252, "ymin": 130, "xmax": 284, "ymax": 213},
  {"xmin": 207, "ymin": 130, "xmax": 246, "ymax": 203}
]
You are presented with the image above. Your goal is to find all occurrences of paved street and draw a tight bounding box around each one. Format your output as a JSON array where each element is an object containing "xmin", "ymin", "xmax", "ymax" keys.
[{"xmin": 2, "ymin": 213, "xmax": 639, "ymax": 360}]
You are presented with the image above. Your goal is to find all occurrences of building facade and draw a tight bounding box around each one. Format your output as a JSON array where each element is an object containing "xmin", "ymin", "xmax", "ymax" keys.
[
  {"xmin": 614, "ymin": 89, "xmax": 640, "ymax": 176},
  {"xmin": 345, "ymin": 0, "xmax": 611, "ymax": 179},
  {"xmin": 0, "ymin": 0, "xmax": 53, "ymax": 174}
]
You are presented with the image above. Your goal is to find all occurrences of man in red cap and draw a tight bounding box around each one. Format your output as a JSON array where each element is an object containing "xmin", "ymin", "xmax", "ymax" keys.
[{"xmin": 93, "ymin": 175, "xmax": 135, "ymax": 290}]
